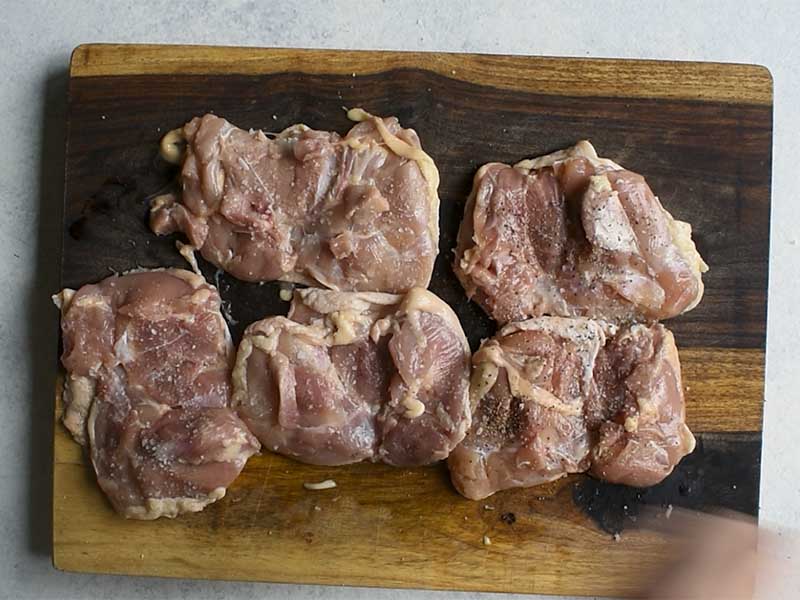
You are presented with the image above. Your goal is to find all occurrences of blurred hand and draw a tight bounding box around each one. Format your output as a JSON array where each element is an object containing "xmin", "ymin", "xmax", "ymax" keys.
[{"xmin": 644, "ymin": 510, "xmax": 794, "ymax": 599}]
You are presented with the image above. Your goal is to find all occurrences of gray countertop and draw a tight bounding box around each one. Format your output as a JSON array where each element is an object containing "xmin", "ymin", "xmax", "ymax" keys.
[{"xmin": 2, "ymin": 1, "xmax": 798, "ymax": 599}]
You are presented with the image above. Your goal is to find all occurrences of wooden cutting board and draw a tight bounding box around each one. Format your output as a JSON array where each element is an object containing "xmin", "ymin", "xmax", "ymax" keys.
[{"xmin": 54, "ymin": 44, "xmax": 772, "ymax": 597}]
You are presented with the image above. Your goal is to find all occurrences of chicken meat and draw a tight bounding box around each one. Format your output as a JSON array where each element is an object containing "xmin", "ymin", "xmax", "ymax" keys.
[
  {"xmin": 151, "ymin": 109, "xmax": 439, "ymax": 293},
  {"xmin": 455, "ymin": 141, "xmax": 708, "ymax": 324},
  {"xmin": 448, "ymin": 317, "xmax": 694, "ymax": 500},
  {"xmin": 233, "ymin": 287, "xmax": 471, "ymax": 467},
  {"xmin": 54, "ymin": 269, "xmax": 260, "ymax": 519}
]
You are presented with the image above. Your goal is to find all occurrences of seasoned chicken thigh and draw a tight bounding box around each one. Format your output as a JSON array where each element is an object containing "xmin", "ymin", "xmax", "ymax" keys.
[
  {"xmin": 233, "ymin": 288, "xmax": 471, "ymax": 467},
  {"xmin": 588, "ymin": 323, "xmax": 696, "ymax": 487},
  {"xmin": 448, "ymin": 317, "xmax": 694, "ymax": 500},
  {"xmin": 455, "ymin": 141, "xmax": 708, "ymax": 324},
  {"xmin": 54, "ymin": 269, "xmax": 259, "ymax": 519},
  {"xmin": 151, "ymin": 109, "xmax": 439, "ymax": 293}
]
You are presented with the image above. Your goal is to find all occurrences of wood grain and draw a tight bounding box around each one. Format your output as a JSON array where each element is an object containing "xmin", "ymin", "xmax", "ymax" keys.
[
  {"xmin": 54, "ymin": 380, "xmax": 760, "ymax": 597},
  {"xmin": 70, "ymin": 44, "xmax": 772, "ymax": 105},
  {"xmin": 54, "ymin": 44, "xmax": 772, "ymax": 597},
  {"xmin": 682, "ymin": 348, "xmax": 764, "ymax": 432}
]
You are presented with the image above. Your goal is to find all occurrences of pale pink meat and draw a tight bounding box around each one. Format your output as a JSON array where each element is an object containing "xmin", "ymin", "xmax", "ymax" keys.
[
  {"xmin": 448, "ymin": 318, "xmax": 694, "ymax": 500},
  {"xmin": 151, "ymin": 111, "xmax": 439, "ymax": 293},
  {"xmin": 54, "ymin": 269, "xmax": 260, "ymax": 519},
  {"xmin": 233, "ymin": 288, "xmax": 471, "ymax": 467},
  {"xmin": 589, "ymin": 323, "xmax": 695, "ymax": 486},
  {"xmin": 455, "ymin": 141, "xmax": 708, "ymax": 324}
]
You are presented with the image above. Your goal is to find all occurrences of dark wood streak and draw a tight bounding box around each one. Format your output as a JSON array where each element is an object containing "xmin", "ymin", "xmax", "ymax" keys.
[
  {"xmin": 573, "ymin": 432, "xmax": 762, "ymax": 534},
  {"xmin": 63, "ymin": 69, "xmax": 771, "ymax": 349},
  {"xmin": 57, "ymin": 55, "xmax": 771, "ymax": 597}
]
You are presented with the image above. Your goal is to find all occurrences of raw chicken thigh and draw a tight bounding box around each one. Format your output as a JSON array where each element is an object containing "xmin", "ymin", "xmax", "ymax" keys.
[
  {"xmin": 588, "ymin": 322, "xmax": 695, "ymax": 487},
  {"xmin": 448, "ymin": 317, "xmax": 694, "ymax": 500},
  {"xmin": 151, "ymin": 109, "xmax": 439, "ymax": 293},
  {"xmin": 455, "ymin": 141, "xmax": 708, "ymax": 324},
  {"xmin": 233, "ymin": 287, "xmax": 471, "ymax": 467},
  {"xmin": 54, "ymin": 269, "xmax": 260, "ymax": 519}
]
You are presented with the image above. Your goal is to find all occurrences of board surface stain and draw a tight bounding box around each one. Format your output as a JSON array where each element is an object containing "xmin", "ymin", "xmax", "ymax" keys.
[{"xmin": 54, "ymin": 44, "xmax": 772, "ymax": 597}]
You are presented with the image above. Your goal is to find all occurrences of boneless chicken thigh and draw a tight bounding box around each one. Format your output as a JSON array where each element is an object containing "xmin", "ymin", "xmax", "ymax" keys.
[
  {"xmin": 455, "ymin": 141, "xmax": 708, "ymax": 324},
  {"xmin": 588, "ymin": 322, "xmax": 696, "ymax": 487},
  {"xmin": 151, "ymin": 109, "xmax": 439, "ymax": 293},
  {"xmin": 54, "ymin": 269, "xmax": 259, "ymax": 519},
  {"xmin": 233, "ymin": 288, "xmax": 471, "ymax": 467},
  {"xmin": 448, "ymin": 317, "xmax": 694, "ymax": 500}
]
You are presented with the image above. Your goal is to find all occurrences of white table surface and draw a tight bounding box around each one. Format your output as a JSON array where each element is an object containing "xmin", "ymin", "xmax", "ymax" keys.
[{"xmin": 2, "ymin": 1, "xmax": 798, "ymax": 598}]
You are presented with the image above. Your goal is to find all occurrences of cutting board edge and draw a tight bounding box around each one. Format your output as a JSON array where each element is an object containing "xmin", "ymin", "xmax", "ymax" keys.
[
  {"xmin": 49, "ymin": 558, "xmax": 644, "ymax": 598},
  {"xmin": 55, "ymin": 44, "xmax": 772, "ymax": 595},
  {"xmin": 68, "ymin": 43, "xmax": 773, "ymax": 105}
]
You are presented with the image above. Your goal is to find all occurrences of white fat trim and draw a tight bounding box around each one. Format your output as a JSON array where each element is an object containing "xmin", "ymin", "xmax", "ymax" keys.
[
  {"xmin": 624, "ymin": 415, "xmax": 639, "ymax": 433},
  {"xmin": 159, "ymin": 128, "xmax": 186, "ymax": 164},
  {"xmin": 276, "ymin": 123, "xmax": 311, "ymax": 139},
  {"xmin": 87, "ymin": 393, "xmax": 100, "ymax": 455},
  {"xmin": 159, "ymin": 267, "xmax": 207, "ymax": 289},
  {"xmin": 250, "ymin": 330, "xmax": 281, "ymax": 355},
  {"xmin": 124, "ymin": 488, "xmax": 227, "ymax": 520},
  {"xmin": 403, "ymin": 397, "xmax": 426, "ymax": 418},
  {"xmin": 590, "ymin": 174, "xmax": 612, "ymax": 193},
  {"xmin": 514, "ymin": 140, "xmax": 623, "ymax": 173},
  {"xmin": 189, "ymin": 287, "xmax": 212, "ymax": 305},
  {"xmin": 460, "ymin": 169, "xmax": 483, "ymax": 268},
  {"xmin": 328, "ymin": 309, "xmax": 366, "ymax": 345},
  {"xmin": 213, "ymin": 429, "xmax": 258, "ymax": 463},
  {"xmin": 52, "ymin": 288, "xmax": 75, "ymax": 312},
  {"xmin": 296, "ymin": 288, "xmax": 400, "ymax": 315},
  {"xmin": 369, "ymin": 316, "xmax": 393, "ymax": 343},
  {"xmin": 69, "ymin": 294, "xmax": 112, "ymax": 310},
  {"xmin": 294, "ymin": 289, "xmax": 402, "ymax": 345},
  {"xmin": 231, "ymin": 337, "xmax": 253, "ymax": 408},
  {"xmin": 244, "ymin": 317, "xmax": 329, "ymax": 356},
  {"xmin": 469, "ymin": 361, "xmax": 499, "ymax": 410},
  {"xmin": 62, "ymin": 374, "xmax": 95, "ymax": 446},
  {"xmin": 304, "ymin": 479, "xmax": 337, "ymax": 490},
  {"xmin": 176, "ymin": 241, "xmax": 202, "ymax": 276}
]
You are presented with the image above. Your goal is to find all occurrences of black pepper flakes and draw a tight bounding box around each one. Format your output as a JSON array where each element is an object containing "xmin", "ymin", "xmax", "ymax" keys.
[{"xmin": 500, "ymin": 512, "xmax": 516, "ymax": 525}]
